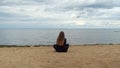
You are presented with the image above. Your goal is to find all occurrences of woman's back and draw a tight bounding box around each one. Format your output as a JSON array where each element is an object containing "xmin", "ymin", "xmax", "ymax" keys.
[{"xmin": 53, "ymin": 31, "xmax": 69, "ymax": 52}]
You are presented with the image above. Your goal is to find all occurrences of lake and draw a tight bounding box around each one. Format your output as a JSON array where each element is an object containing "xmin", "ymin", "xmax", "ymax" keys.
[{"xmin": 0, "ymin": 28, "xmax": 120, "ymax": 45}]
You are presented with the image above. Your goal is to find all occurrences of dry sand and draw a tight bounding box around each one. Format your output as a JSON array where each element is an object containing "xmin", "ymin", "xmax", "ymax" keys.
[{"xmin": 0, "ymin": 45, "xmax": 120, "ymax": 68}]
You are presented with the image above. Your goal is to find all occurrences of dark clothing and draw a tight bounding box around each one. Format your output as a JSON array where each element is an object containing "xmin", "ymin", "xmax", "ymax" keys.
[
  {"xmin": 53, "ymin": 38, "xmax": 69, "ymax": 52},
  {"xmin": 53, "ymin": 44, "xmax": 69, "ymax": 52}
]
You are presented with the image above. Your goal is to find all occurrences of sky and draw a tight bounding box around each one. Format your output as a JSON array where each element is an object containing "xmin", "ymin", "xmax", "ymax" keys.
[{"xmin": 0, "ymin": 0, "xmax": 120, "ymax": 28}]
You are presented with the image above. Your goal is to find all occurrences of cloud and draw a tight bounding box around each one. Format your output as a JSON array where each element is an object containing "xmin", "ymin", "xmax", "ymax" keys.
[{"xmin": 0, "ymin": 0, "xmax": 120, "ymax": 28}]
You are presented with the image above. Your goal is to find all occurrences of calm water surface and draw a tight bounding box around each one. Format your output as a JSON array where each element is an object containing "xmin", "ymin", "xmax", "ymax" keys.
[{"xmin": 0, "ymin": 29, "xmax": 120, "ymax": 45}]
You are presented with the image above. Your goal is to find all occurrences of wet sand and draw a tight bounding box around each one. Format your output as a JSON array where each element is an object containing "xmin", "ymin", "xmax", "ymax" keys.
[{"xmin": 0, "ymin": 45, "xmax": 120, "ymax": 68}]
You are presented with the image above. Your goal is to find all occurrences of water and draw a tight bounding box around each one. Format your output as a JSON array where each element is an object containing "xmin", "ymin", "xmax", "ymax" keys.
[{"xmin": 0, "ymin": 28, "xmax": 120, "ymax": 45}]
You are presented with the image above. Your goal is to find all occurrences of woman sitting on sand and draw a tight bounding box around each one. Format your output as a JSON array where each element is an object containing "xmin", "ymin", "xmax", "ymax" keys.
[{"xmin": 53, "ymin": 31, "xmax": 69, "ymax": 52}]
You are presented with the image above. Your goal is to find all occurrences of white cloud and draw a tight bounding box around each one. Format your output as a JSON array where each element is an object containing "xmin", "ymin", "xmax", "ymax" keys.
[
  {"xmin": 0, "ymin": 0, "xmax": 120, "ymax": 28},
  {"xmin": 75, "ymin": 20, "xmax": 86, "ymax": 25}
]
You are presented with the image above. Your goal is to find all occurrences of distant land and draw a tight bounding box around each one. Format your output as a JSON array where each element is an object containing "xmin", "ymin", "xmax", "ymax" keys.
[{"xmin": 0, "ymin": 27, "xmax": 120, "ymax": 29}]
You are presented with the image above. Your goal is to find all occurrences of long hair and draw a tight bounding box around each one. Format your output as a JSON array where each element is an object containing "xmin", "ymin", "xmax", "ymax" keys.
[{"xmin": 56, "ymin": 31, "xmax": 65, "ymax": 46}]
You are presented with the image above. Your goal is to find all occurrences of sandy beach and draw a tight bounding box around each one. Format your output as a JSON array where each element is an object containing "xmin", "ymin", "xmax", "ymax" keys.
[{"xmin": 0, "ymin": 45, "xmax": 120, "ymax": 68}]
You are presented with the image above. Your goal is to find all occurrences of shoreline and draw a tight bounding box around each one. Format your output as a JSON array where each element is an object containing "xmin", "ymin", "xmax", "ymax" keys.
[{"xmin": 0, "ymin": 44, "xmax": 120, "ymax": 47}]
